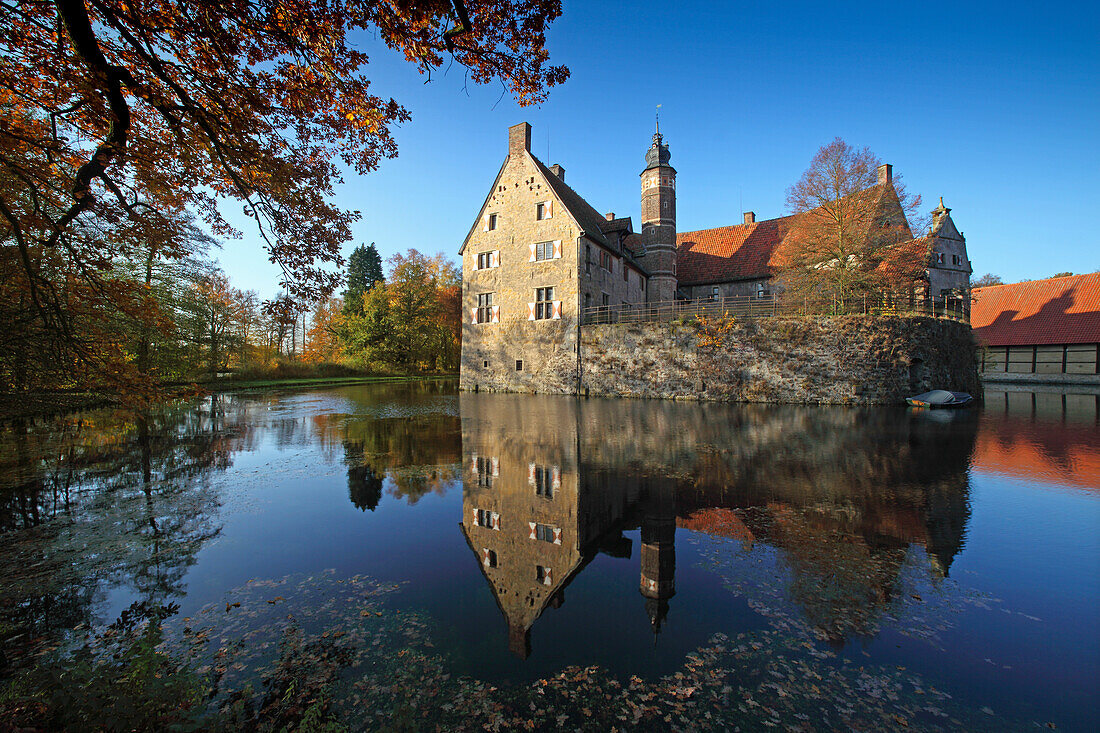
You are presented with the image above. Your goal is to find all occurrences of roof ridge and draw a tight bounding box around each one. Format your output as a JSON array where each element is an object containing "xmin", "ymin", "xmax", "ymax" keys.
[{"xmin": 529, "ymin": 153, "xmax": 609, "ymax": 244}]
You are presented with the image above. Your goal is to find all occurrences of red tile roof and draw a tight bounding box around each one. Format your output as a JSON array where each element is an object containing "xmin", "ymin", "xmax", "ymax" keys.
[
  {"xmin": 971, "ymin": 273, "xmax": 1100, "ymax": 346},
  {"xmin": 676, "ymin": 183, "xmax": 909, "ymax": 286},
  {"xmin": 676, "ymin": 216, "xmax": 794, "ymax": 284}
]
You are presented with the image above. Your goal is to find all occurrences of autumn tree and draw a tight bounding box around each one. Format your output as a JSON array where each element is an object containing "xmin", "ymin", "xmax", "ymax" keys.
[
  {"xmin": 777, "ymin": 138, "xmax": 924, "ymax": 309},
  {"xmin": 302, "ymin": 297, "xmax": 344, "ymax": 363},
  {"xmin": 1, "ymin": 0, "xmax": 568, "ymax": 392},
  {"xmin": 342, "ymin": 282, "xmax": 394, "ymax": 367},
  {"xmin": 336, "ymin": 249, "xmax": 459, "ymax": 372},
  {"xmin": 187, "ymin": 268, "xmax": 248, "ymax": 378},
  {"xmin": 262, "ymin": 294, "xmax": 299, "ymax": 358},
  {"xmin": 971, "ymin": 274, "xmax": 1003, "ymax": 288},
  {"xmin": 386, "ymin": 250, "xmax": 440, "ymax": 371}
]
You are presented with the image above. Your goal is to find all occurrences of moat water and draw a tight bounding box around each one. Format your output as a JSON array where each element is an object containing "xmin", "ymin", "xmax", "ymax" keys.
[{"xmin": 1, "ymin": 382, "xmax": 1097, "ymax": 730}]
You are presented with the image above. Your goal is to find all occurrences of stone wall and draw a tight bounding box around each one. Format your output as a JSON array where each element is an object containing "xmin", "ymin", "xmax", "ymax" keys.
[{"xmin": 578, "ymin": 316, "xmax": 979, "ymax": 405}]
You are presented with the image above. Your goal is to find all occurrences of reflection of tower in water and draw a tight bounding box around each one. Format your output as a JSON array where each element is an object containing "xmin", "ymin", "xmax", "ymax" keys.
[{"xmin": 639, "ymin": 477, "xmax": 676, "ymax": 637}]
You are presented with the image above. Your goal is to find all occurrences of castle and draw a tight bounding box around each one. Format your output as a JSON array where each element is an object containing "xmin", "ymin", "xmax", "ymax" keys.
[{"xmin": 460, "ymin": 122, "xmax": 971, "ymax": 394}]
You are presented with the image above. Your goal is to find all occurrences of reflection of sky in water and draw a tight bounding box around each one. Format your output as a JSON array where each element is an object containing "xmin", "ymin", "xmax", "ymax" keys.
[{"xmin": 1, "ymin": 382, "xmax": 1097, "ymax": 730}]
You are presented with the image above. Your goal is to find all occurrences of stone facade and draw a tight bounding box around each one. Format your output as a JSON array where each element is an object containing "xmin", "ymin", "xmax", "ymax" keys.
[
  {"xmin": 926, "ymin": 200, "xmax": 972, "ymax": 297},
  {"xmin": 579, "ymin": 316, "xmax": 979, "ymax": 405},
  {"xmin": 460, "ymin": 123, "xmax": 646, "ymax": 394},
  {"xmin": 460, "ymin": 122, "xmax": 976, "ymax": 402}
]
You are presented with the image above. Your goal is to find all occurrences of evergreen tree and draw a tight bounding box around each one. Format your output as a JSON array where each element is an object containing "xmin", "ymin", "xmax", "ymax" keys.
[{"xmin": 344, "ymin": 243, "xmax": 384, "ymax": 315}]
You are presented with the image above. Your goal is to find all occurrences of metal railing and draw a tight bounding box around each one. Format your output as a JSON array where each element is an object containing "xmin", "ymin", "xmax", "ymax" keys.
[{"xmin": 580, "ymin": 293, "xmax": 969, "ymax": 326}]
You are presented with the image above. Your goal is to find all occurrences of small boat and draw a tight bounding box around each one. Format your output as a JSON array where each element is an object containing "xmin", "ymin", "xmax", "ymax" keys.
[{"xmin": 906, "ymin": 390, "xmax": 973, "ymax": 408}]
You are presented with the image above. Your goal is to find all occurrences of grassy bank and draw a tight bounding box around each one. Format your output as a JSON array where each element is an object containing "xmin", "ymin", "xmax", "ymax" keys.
[
  {"xmin": 0, "ymin": 374, "xmax": 457, "ymax": 421},
  {"xmin": 203, "ymin": 373, "xmax": 456, "ymax": 392}
]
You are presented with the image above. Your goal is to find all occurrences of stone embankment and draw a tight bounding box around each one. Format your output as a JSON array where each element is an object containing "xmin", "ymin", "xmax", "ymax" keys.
[{"xmin": 580, "ymin": 316, "xmax": 978, "ymax": 405}]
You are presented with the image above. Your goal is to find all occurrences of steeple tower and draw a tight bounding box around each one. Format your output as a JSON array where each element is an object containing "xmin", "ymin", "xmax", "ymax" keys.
[
  {"xmin": 639, "ymin": 477, "xmax": 676, "ymax": 637},
  {"xmin": 639, "ymin": 115, "xmax": 677, "ymax": 302}
]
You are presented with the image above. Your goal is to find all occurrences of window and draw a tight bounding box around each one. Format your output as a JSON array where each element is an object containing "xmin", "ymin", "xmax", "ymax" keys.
[
  {"xmin": 602, "ymin": 293, "xmax": 610, "ymax": 306},
  {"xmin": 599, "ymin": 250, "xmax": 612, "ymax": 272},
  {"xmin": 477, "ymin": 251, "xmax": 497, "ymax": 269},
  {"xmin": 488, "ymin": 213, "xmax": 498, "ymax": 230},
  {"xmin": 515, "ymin": 359, "xmax": 523, "ymax": 371},
  {"xmin": 476, "ymin": 459, "xmax": 494, "ymax": 488},
  {"xmin": 483, "ymin": 359, "xmax": 488, "ymax": 368},
  {"xmin": 951, "ymin": 254, "xmax": 961, "ymax": 266},
  {"xmin": 477, "ymin": 292, "xmax": 494, "ymax": 324},
  {"xmin": 711, "ymin": 286, "xmax": 720, "ymax": 300},
  {"xmin": 476, "ymin": 507, "xmax": 494, "ymax": 526},
  {"xmin": 756, "ymin": 282, "xmax": 769, "ymax": 299},
  {"xmin": 623, "ymin": 265, "xmax": 629, "ymax": 282},
  {"xmin": 585, "ymin": 244, "xmax": 592, "ymax": 274},
  {"xmin": 535, "ymin": 287, "xmax": 555, "ymax": 320},
  {"xmin": 536, "ymin": 202, "xmax": 548, "ymax": 220},
  {"xmin": 585, "ymin": 293, "xmax": 591, "ymax": 309},
  {"xmin": 536, "ymin": 565, "xmax": 551, "ymax": 584},
  {"xmin": 534, "ymin": 466, "xmax": 554, "ymax": 498},
  {"xmin": 534, "ymin": 523, "xmax": 556, "ymax": 543},
  {"xmin": 935, "ymin": 252, "xmax": 945, "ymax": 264},
  {"xmin": 484, "ymin": 549, "xmax": 498, "ymax": 568},
  {"xmin": 534, "ymin": 241, "xmax": 554, "ymax": 261}
]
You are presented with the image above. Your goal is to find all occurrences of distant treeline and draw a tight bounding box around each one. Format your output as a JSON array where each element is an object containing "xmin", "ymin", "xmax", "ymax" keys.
[{"xmin": 0, "ymin": 233, "xmax": 459, "ymax": 395}]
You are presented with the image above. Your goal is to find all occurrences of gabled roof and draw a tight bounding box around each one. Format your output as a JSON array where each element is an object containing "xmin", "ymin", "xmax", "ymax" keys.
[
  {"xmin": 877, "ymin": 235, "xmax": 932, "ymax": 281},
  {"xmin": 676, "ymin": 183, "xmax": 919, "ymax": 286},
  {"xmin": 599, "ymin": 216, "xmax": 633, "ymax": 234},
  {"xmin": 459, "ymin": 155, "xmax": 510, "ymax": 255},
  {"xmin": 529, "ymin": 155, "xmax": 609, "ymax": 246},
  {"xmin": 459, "ymin": 149, "xmax": 612, "ymax": 254},
  {"xmin": 676, "ymin": 215, "xmax": 794, "ymax": 284},
  {"xmin": 972, "ymin": 272, "xmax": 1100, "ymax": 346}
]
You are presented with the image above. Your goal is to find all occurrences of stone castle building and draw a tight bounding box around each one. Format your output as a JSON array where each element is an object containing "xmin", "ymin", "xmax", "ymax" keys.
[{"xmin": 460, "ymin": 122, "xmax": 971, "ymax": 393}]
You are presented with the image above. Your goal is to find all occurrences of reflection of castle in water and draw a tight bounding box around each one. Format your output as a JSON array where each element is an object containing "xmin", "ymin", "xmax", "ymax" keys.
[{"xmin": 459, "ymin": 394, "xmax": 977, "ymax": 657}]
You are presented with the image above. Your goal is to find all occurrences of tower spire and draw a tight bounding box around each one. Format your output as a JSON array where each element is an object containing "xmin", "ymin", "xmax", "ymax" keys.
[{"xmin": 639, "ymin": 109, "xmax": 676, "ymax": 303}]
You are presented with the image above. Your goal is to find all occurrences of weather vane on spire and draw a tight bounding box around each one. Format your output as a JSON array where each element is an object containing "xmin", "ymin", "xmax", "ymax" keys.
[{"xmin": 656, "ymin": 104, "xmax": 661, "ymax": 135}]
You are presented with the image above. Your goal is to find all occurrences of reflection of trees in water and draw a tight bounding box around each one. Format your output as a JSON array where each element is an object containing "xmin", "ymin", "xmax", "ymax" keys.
[
  {"xmin": 0, "ymin": 395, "xmax": 256, "ymax": 669},
  {"xmin": 653, "ymin": 408, "xmax": 975, "ymax": 641},
  {"xmin": 310, "ymin": 412, "xmax": 461, "ymax": 509}
]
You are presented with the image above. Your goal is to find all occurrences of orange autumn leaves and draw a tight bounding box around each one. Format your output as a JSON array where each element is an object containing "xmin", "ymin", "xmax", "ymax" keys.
[{"xmin": 1, "ymin": 0, "xmax": 566, "ymax": 393}]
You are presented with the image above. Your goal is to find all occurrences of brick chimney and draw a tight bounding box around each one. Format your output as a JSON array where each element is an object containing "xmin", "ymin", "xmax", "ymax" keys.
[
  {"xmin": 550, "ymin": 164, "xmax": 565, "ymax": 182},
  {"xmin": 877, "ymin": 163, "xmax": 893, "ymax": 185},
  {"xmin": 605, "ymin": 212, "xmax": 615, "ymax": 221},
  {"xmin": 743, "ymin": 211, "xmax": 756, "ymax": 225},
  {"xmin": 509, "ymin": 122, "xmax": 531, "ymax": 155}
]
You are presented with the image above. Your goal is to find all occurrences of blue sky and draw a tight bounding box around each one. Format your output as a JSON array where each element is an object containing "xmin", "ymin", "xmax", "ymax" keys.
[{"xmin": 216, "ymin": 0, "xmax": 1099, "ymax": 299}]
